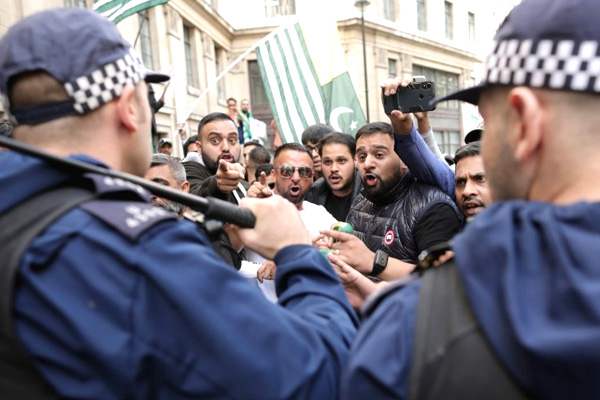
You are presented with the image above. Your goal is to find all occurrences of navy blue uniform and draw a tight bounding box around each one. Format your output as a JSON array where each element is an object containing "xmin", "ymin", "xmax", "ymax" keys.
[{"xmin": 2, "ymin": 151, "xmax": 358, "ymax": 399}]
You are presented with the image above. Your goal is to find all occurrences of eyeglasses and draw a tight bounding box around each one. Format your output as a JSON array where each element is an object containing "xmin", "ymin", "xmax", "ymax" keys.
[{"xmin": 277, "ymin": 165, "xmax": 314, "ymax": 179}]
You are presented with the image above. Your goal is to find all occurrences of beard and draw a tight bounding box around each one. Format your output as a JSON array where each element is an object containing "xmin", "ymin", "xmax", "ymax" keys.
[
  {"xmin": 361, "ymin": 169, "xmax": 403, "ymax": 204},
  {"xmin": 202, "ymin": 151, "xmax": 238, "ymax": 175},
  {"xmin": 151, "ymin": 198, "xmax": 184, "ymax": 216},
  {"xmin": 276, "ymin": 182, "xmax": 306, "ymax": 206}
]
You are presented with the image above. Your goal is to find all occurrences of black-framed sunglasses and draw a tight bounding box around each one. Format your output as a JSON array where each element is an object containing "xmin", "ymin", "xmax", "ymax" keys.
[{"xmin": 277, "ymin": 165, "xmax": 314, "ymax": 179}]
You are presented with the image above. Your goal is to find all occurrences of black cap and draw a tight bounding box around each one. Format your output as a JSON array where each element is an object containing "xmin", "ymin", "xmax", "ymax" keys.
[
  {"xmin": 0, "ymin": 8, "xmax": 169, "ymax": 125},
  {"xmin": 433, "ymin": 0, "xmax": 600, "ymax": 106},
  {"xmin": 465, "ymin": 129, "xmax": 483, "ymax": 144}
]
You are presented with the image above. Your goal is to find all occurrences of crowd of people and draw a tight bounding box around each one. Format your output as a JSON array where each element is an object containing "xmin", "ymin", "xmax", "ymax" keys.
[{"xmin": 1, "ymin": 0, "xmax": 600, "ymax": 398}]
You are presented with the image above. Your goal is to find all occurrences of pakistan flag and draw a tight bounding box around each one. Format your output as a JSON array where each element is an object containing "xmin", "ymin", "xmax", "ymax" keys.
[{"xmin": 256, "ymin": 19, "xmax": 367, "ymax": 143}]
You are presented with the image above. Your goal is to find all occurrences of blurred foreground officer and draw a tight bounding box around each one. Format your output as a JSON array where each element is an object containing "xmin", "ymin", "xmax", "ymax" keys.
[
  {"xmin": 0, "ymin": 9, "xmax": 357, "ymax": 399},
  {"xmin": 342, "ymin": 0, "xmax": 600, "ymax": 399}
]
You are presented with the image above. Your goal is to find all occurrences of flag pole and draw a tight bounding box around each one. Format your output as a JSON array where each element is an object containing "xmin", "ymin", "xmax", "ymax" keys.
[
  {"xmin": 179, "ymin": 21, "xmax": 295, "ymax": 124},
  {"xmin": 133, "ymin": 10, "xmax": 148, "ymax": 47}
]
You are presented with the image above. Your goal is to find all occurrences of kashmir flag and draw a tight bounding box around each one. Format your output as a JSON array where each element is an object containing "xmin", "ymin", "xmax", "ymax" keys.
[
  {"xmin": 93, "ymin": 0, "xmax": 168, "ymax": 24},
  {"xmin": 256, "ymin": 19, "xmax": 367, "ymax": 143}
]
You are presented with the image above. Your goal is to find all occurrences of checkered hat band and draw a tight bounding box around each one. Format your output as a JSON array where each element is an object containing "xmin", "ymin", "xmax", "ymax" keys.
[
  {"xmin": 485, "ymin": 39, "xmax": 600, "ymax": 93},
  {"xmin": 65, "ymin": 48, "xmax": 145, "ymax": 114}
]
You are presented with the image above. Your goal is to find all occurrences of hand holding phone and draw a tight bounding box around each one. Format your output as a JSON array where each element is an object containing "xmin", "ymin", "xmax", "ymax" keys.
[{"xmin": 382, "ymin": 81, "xmax": 436, "ymax": 115}]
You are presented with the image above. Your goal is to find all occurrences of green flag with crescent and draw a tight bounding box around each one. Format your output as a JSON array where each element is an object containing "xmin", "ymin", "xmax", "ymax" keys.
[{"xmin": 256, "ymin": 19, "xmax": 367, "ymax": 144}]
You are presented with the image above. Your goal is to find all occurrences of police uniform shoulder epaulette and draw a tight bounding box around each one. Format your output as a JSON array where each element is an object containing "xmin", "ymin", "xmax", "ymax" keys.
[
  {"xmin": 78, "ymin": 172, "xmax": 176, "ymax": 241},
  {"xmin": 80, "ymin": 200, "xmax": 176, "ymax": 241}
]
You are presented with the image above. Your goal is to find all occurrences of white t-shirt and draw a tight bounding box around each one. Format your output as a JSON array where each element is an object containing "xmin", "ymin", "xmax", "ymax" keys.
[{"xmin": 239, "ymin": 200, "xmax": 338, "ymax": 302}]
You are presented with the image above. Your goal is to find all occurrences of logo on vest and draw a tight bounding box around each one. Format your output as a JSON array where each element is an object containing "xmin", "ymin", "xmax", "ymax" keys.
[{"xmin": 383, "ymin": 229, "xmax": 395, "ymax": 245}]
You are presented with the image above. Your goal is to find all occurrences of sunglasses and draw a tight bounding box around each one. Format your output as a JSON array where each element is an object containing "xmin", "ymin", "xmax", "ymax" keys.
[{"xmin": 277, "ymin": 165, "xmax": 314, "ymax": 179}]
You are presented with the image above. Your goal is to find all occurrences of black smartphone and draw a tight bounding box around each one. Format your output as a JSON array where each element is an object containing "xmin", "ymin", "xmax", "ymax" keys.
[{"xmin": 382, "ymin": 81, "xmax": 436, "ymax": 114}]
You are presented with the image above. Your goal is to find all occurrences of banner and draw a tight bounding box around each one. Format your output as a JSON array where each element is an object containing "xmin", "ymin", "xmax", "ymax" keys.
[
  {"xmin": 93, "ymin": 0, "xmax": 168, "ymax": 24},
  {"xmin": 256, "ymin": 20, "xmax": 367, "ymax": 143}
]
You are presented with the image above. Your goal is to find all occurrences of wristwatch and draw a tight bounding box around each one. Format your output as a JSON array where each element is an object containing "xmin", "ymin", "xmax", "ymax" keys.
[{"xmin": 370, "ymin": 249, "xmax": 389, "ymax": 277}]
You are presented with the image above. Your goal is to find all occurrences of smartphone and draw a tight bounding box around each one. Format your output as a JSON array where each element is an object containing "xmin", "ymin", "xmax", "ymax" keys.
[{"xmin": 382, "ymin": 81, "xmax": 436, "ymax": 114}]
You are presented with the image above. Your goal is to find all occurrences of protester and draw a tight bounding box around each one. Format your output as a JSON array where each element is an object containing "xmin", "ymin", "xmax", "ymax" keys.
[
  {"xmin": 157, "ymin": 137, "xmax": 173, "ymax": 155},
  {"xmin": 246, "ymin": 143, "xmax": 337, "ymax": 285},
  {"xmin": 305, "ymin": 132, "xmax": 361, "ymax": 221},
  {"xmin": 341, "ymin": 0, "xmax": 600, "ymax": 398},
  {"xmin": 145, "ymin": 153, "xmax": 190, "ymax": 216},
  {"xmin": 246, "ymin": 145, "xmax": 271, "ymax": 184},
  {"xmin": 183, "ymin": 112, "xmax": 249, "ymax": 206},
  {"xmin": 323, "ymin": 120, "xmax": 461, "ymax": 288},
  {"xmin": 301, "ymin": 123, "xmax": 333, "ymax": 181},
  {"xmin": 454, "ymin": 140, "xmax": 491, "ymax": 219},
  {"xmin": 0, "ymin": 9, "xmax": 357, "ymax": 399},
  {"xmin": 242, "ymin": 139, "xmax": 261, "ymax": 166},
  {"xmin": 225, "ymin": 97, "xmax": 244, "ymax": 144}
]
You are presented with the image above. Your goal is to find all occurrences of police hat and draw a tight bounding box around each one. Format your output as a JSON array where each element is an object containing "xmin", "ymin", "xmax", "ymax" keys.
[
  {"xmin": 433, "ymin": 0, "xmax": 600, "ymax": 106},
  {"xmin": 0, "ymin": 8, "xmax": 169, "ymax": 126}
]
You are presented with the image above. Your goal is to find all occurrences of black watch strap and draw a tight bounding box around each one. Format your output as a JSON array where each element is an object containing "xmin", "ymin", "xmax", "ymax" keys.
[{"xmin": 370, "ymin": 249, "xmax": 389, "ymax": 277}]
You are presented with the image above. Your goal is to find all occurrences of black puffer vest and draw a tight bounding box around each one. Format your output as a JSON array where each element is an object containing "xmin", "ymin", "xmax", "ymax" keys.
[{"xmin": 348, "ymin": 173, "xmax": 460, "ymax": 263}]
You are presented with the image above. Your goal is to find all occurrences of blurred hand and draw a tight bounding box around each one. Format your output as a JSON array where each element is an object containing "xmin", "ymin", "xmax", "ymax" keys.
[
  {"xmin": 232, "ymin": 195, "xmax": 311, "ymax": 260},
  {"xmin": 327, "ymin": 253, "xmax": 379, "ymax": 309},
  {"xmin": 247, "ymin": 171, "xmax": 273, "ymax": 199},
  {"xmin": 257, "ymin": 260, "xmax": 277, "ymax": 283},
  {"xmin": 216, "ymin": 160, "xmax": 245, "ymax": 193}
]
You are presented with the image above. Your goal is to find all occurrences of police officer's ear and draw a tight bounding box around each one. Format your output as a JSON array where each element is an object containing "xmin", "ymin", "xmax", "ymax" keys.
[
  {"xmin": 506, "ymin": 87, "xmax": 544, "ymax": 165},
  {"xmin": 116, "ymin": 83, "xmax": 144, "ymax": 134}
]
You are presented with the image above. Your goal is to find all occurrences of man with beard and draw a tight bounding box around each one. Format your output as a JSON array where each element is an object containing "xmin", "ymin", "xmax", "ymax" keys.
[
  {"xmin": 305, "ymin": 132, "xmax": 361, "ymax": 221},
  {"xmin": 325, "ymin": 121, "xmax": 462, "ymax": 283},
  {"xmin": 145, "ymin": 154, "xmax": 190, "ymax": 216},
  {"xmin": 454, "ymin": 140, "xmax": 491, "ymax": 219},
  {"xmin": 183, "ymin": 112, "xmax": 249, "ymax": 207},
  {"xmin": 246, "ymin": 143, "xmax": 337, "ymax": 285}
]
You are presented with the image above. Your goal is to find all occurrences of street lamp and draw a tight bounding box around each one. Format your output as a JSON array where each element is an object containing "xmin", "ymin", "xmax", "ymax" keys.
[{"xmin": 354, "ymin": 0, "xmax": 370, "ymax": 122}]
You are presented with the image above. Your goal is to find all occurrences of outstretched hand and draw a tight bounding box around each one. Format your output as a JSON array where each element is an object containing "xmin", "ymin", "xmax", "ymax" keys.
[
  {"xmin": 247, "ymin": 171, "xmax": 273, "ymax": 199},
  {"xmin": 216, "ymin": 160, "xmax": 245, "ymax": 193}
]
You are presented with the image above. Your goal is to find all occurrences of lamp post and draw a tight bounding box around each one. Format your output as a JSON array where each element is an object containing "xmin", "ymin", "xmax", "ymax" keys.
[{"xmin": 354, "ymin": 0, "xmax": 370, "ymax": 122}]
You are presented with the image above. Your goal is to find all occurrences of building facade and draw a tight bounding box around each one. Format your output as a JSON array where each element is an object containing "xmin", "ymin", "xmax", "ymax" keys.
[{"xmin": 0, "ymin": 0, "xmax": 519, "ymax": 156}]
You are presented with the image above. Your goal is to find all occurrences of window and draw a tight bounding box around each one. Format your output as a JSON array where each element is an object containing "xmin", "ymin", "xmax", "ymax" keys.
[
  {"xmin": 468, "ymin": 12, "xmax": 475, "ymax": 43},
  {"xmin": 248, "ymin": 61, "xmax": 269, "ymax": 107},
  {"xmin": 183, "ymin": 26, "xmax": 198, "ymax": 88},
  {"xmin": 383, "ymin": 0, "xmax": 395, "ymax": 21},
  {"xmin": 445, "ymin": 1, "xmax": 454, "ymax": 40},
  {"xmin": 64, "ymin": 0, "xmax": 86, "ymax": 7},
  {"xmin": 417, "ymin": 0, "xmax": 427, "ymax": 31},
  {"xmin": 265, "ymin": 0, "xmax": 296, "ymax": 17},
  {"xmin": 388, "ymin": 59, "xmax": 397, "ymax": 79},
  {"xmin": 413, "ymin": 65, "xmax": 459, "ymax": 109},
  {"xmin": 138, "ymin": 13, "xmax": 154, "ymax": 70},
  {"xmin": 434, "ymin": 131, "xmax": 461, "ymax": 156},
  {"xmin": 215, "ymin": 46, "xmax": 225, "ymax": 101}
]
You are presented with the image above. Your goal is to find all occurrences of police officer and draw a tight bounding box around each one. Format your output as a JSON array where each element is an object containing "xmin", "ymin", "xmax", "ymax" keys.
[{"xmin": 0, "ymin": 9, "xmax": 356, "ymax": 399}]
